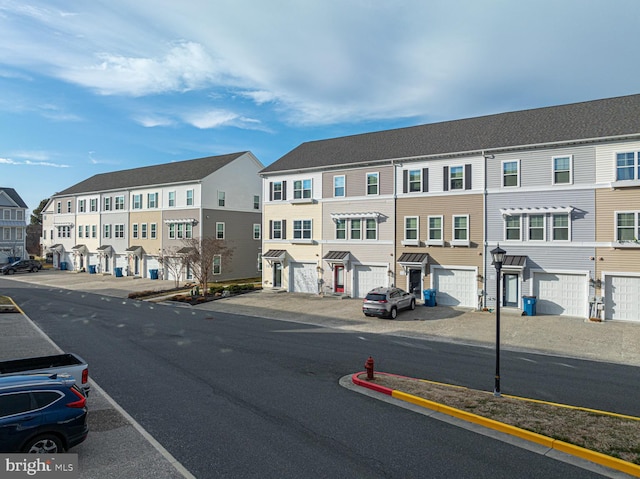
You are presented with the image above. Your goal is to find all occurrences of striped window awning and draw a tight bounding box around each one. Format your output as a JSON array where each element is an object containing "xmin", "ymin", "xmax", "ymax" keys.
[{"xmin": 499, "ymin": 206, "xmax": 573, "ymax": 216}]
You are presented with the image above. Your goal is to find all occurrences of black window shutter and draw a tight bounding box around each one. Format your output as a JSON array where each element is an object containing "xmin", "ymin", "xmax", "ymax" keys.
[
  {"xmin": 465, "ymin": 164, "xmax": 472, "ymax": 190},
  {"xmin": 422, "ymin": 168, "xmax": 429, "ymax": 192},
  {"xmin": 269, "ymin": 220, "xmax": 273, "ymax": 239},
  {"xmin": 443, "ymin": 166, "xmax": 449, "ymax": 191},
  {"xmin": 403, "ymin": 170, "xmax": 408, "ymax": 193},
  {"xmin": 282, "ymin": 181, "xmax": 287, "ymax": 200},
  {"xmin": 269, "ymin": 182, "xmax": 273, "ymax": 201},
  {"xmin": 282, "ymin": 219, "xmax": 287, "ymax": 239}
]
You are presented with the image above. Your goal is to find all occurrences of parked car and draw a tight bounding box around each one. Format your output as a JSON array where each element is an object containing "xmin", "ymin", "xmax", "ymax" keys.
[
  {"xmin": 362, "ymin": 287, "xmax": 416, "ymax": 319},
  {"xmin": 1, "ymin": 259, "xmax": 42, "ymax": 275},
  {"xmin": 0, "ymin": 374, "xmax": 88, "ymax": 453}
]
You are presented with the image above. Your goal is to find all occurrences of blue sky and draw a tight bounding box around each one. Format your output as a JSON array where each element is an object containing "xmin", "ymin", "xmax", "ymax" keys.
[{"xmin": 1, "ymin": 0, "xmax": 639, "ymax": 214}]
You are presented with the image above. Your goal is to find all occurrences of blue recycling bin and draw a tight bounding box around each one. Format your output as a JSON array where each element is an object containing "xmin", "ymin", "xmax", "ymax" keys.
[
  {"xmin": 88, "ymin": 265, "xmax": 96, "ymax": 274},
  {"xmin": 60, "ymin": 262, "xmax": 67, "ymax": 271},
  {"xmin": 522, "ymin": 296, "xmax": 537, "ymax": 316},
  {"xmin": 423, "ymin": 289, "xmax": 437, "ymax": 307},
  {"xmin": 149, "ymin": 269, "xmax": 159, "ymax": 280},
  {"xmin": 115, "ymin": 267, "xmax": 123, "ymax": 277}
]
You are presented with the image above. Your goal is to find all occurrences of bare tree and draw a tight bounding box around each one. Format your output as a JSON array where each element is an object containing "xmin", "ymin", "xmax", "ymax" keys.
[
  {"xmin": 181, "ymin": 236, "xmax": 234, "ymax": 296},
  {"xmin": 157, "ymin": 247, "xmax": 189, "ymax": 288}
]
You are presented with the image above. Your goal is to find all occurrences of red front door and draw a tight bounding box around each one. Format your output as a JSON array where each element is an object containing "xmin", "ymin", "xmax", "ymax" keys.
[{"xmin": 334, "ymin": 265, "xmax": 344, "ymax": 293}]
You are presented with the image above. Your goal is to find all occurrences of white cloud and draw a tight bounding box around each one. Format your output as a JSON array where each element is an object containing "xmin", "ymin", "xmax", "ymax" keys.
[{"xmin": 0, "ymin": 157, "xmax": 69, "ymax": 168}]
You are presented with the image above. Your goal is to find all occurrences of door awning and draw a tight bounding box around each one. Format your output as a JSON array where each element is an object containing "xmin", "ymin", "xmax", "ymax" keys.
[
  {"xmin": 397, "ymin": 252, "xmax": 429, "ymax": 267},
  {"xmin": 323, "ymin": 251, "xmax": 350, "ymax": 263},
  {"xmin": 72, "ymin": 244, "xmax": 89, "ymax": 254},
  {"xmin": 97, "ymin": 245, "xmax": 114, "ymax": 255},
  {"xmin": 47, "ymin": 244, "xmax": 64, "ymax": 252},
  {"xmin": 263, "ymin": 249, "xmax": 287, "ymax": 264},
  {"xmin": 126, "ymin": 245, "xmax": 144, "ymax": 257},
  {"xmin": 500, "ymin": 255, "xmax": 527, "ymax": 272}
]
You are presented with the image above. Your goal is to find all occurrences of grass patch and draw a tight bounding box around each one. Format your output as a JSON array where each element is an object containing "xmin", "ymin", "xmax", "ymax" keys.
[{"xmin": 368, "ymin": 374, "xmax": 640, "ymax": 465}]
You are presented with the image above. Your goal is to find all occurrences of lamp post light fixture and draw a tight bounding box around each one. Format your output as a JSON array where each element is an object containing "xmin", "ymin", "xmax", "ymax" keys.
[{"xmin": 491, "ymin": 244, "xmax": 506, "ymax": 397}]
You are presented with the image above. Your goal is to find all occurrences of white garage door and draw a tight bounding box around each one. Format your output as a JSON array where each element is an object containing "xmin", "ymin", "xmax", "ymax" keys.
[
  {"xmin": 604, "ymin": 275, "xmax": 640, "ymax": 322},
  {"xmin": 353, "ymin": 265, "xmax": 388, "ymax": 298},
  {"xmin": 291, "ymin": 262, "xmax": 317, "ymax": 294},
  {"xmin": 533, "ymin": 272, "xmax": 586, "ymax": 317},
  {"xmin": 432, "ymin": 268, "xmax": 476, "ymax": 307}
]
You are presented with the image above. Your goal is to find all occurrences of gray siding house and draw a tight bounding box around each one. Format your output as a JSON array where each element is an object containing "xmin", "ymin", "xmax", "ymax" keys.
[{"xmin": 0, "ymin": 187, "xmax": 28, "ymax": 263}]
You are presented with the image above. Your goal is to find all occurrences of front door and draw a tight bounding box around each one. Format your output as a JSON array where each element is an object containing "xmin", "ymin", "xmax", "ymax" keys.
[
  {"xmin": 273, "ymin": 263, "xmax": 282, "ymax": 288},
  {"xmin": 503, "ymin": 273, "xmax": 519, "ymax": 307},
  {"xmin": 334, "ymin": 265, "xmax": 344, "ymax": 293},
  {"xmin": 409, "ymin": 269, "xmax": 422, "ymax": 299}
]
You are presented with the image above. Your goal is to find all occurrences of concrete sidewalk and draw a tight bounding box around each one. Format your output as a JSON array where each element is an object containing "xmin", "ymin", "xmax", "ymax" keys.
[{"xmin": 5, "ymin": 269, "xmax": 640, "ymax": 366}]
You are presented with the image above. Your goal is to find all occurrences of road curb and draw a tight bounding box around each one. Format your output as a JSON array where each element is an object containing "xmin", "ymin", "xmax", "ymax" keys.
[{"xmin": 351, "ymin": 372, "xmax": 640, "ymax": 478}]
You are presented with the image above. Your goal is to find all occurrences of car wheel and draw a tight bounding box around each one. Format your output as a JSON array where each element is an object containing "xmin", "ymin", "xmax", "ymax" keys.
[
  {"xmin": 7, "ymin": 269, "xmax": 14, "ymax": 275},
  {"xmin": 410, "ymin": 299, "xmax": 416, "ymax": 310},
  {"xmin": 32, "ymin": 267, "xmax": 39, "ymax": 272},
  {"xmin": 23, "ymin": 434, "xmax": 64, "ymax": 453},
  {"xmin": 388, "ymin": 307, "xmax": 397, "ymax": 319}
]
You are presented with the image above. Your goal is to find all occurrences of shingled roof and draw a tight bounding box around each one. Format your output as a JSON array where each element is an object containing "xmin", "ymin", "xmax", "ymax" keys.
[
  {"xmin": 55, "ymin": 152, "xmax": 248, "ymax": 196},
  {"xmin": 0, "ymin": 187, "xmax": 28, "ymax": 208},
  {"xmin": 261, "ymin": 94, "xmax": 640, "ymax": 173}
]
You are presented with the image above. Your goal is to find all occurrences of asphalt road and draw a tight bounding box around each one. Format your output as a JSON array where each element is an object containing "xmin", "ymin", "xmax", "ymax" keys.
[{"xmin": 5, "ymin": 280, "xmax": 636, "ymax": 478}]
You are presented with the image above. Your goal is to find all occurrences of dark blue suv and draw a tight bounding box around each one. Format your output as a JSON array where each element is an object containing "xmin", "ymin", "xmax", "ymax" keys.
[{"xmin": 0, "ymin": 374, "xmax": 88, "ymax": 453}]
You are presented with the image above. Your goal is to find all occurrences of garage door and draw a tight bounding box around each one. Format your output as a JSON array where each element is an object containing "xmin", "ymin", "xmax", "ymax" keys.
[
  {"xmin": 291, "ymin": 262, "xmax": 317, "ymax": 294},
  {"xmin": 604, "ymin": 275, "xmax": 640, "ymax": 322},
  {"xmin": 353, "ymin": 265, "xmax": 388, "ymax": 298},
  {"xmin": 432, "ymin": 268, "xmax": 476, "ymax": 307},
  {"xmin": 533, "ymin": 272, "xmax": 586, "ymax": 317}
]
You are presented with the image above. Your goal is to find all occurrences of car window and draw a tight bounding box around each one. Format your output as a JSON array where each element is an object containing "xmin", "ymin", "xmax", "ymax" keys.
[
  {"xmin": 365, "ymin": 293, "xmax": 387, "ymax": 301},
  {"xmin": 0, "ymin": 392, "xmax": 33, "ymax": 417},
  {"xmin": 33, "ymin": 391, "xmax": 62, "ymax": 409}
]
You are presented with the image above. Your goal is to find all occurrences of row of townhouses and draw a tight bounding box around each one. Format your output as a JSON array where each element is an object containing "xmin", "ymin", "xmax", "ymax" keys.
[
  {"xmin": 40, "ymin": 152, "xmax": 264, "ymax": 282},
  {"xmin": 260, "ymin": 94, "xmax": 640, "ymax": 322},
  {"xmin": 0, "ymin": 187, "xmax": 28, "ymax": 263}
]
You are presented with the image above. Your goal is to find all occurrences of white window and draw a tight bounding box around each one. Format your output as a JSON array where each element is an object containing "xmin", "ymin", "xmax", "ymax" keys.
[
  {"xmin": 505, "ymin": 215, "xmax": 521, "ymax": 241},
  {"xmin": 78, "ymin": 225, "xmax": 83, "ymax": 238},
  {"xmin": 254, "ymin": 195, "xmax": 260, "ymax": 210},
  {"xmin": 67, "ymin": 201, "xmax": 72, "ymax": 213},
  {"xmin": 16, "ymin": 228, "xmax": 22, "ymax": 240},
  {"xmin": 78, "ymin": 200, "xmax": 86, "ymax": 213},
  {"xmin": 272, "ymin": 220, "xmax": 282, "ymax": 239},
  {"xmin": 132, "ymin": 224, "xmax": 139, "ymax": 239},
  {"xmin": 616, "ymin": 212, "xmax": 639, "ymax": 241},
  {"xmin": 367, "ymin": 172, "xmax": 379, "ymax": 195},
  {"xmin": 3, "ymin": 228, "xmax": 10, "ymax": 240},
  {"xmin": 90, "ymin": 198, "xmax": 98, "ymax": 212},
  {"xmin": 56, "ymin": 202, "xmax": 61, "ymax": 214},
  {"xmin": 333, "ymin": 176, "xmax": 345, "ymax": 197},
  {"xmin": 115, "ymin": 224, "xmax": 125, "ymax": 239},
  {"xmin": 169, "ymin": 223, "xmax": 176, "ymax": 239},
  {"xmin": 553, "ymin": 156, "xmax": 572, "ymax": 184},
  {"xmin": 92, "ymin": 225, "xmax": 97, "ymax": 238},
  {"xmin": 218, "ymin": 191, "xmax": 225, "ymax": 207},
  {"xmin": 449, "ymin": 166, "xmax": 464, "ymax": 190},
  {"xmin": 272, "ymin": 182, "xmax": 283, "ymax": 201},
  {"xmin": 150, "ymin": 223, "xmax": 157, "ymax": 239},
  {"xmin": 408, "ymin": 170, "xmax": 421, "ymax": 192},
  {"xmin": 253, "ymin": 224, "xmax": 261, "ymax": 240},
  {"xmin": 427, "ymin": 216, "xmax": 443, "ymax": 245},
  {"xmin": 365, "ymin": 219, "xmax": 377, "ymax": 240},
  {"xmin": 104, "ymin": 197, "xmax": 112, "ymax": 211},
  {"xmin": 85, "ymin": 225, "xmax": 90, "ymax": 238},
  {"xmin": 115, "ymin": 196, "xmax": 125, "ymax": 210},
  {"xmin": 616, "ymin": 152, "xmax": 639, "ymax": 181},
  {"xmin": 185, "ymin": 223, "xmax": 193, "ymax": 239},
  {"xmin": 213, "ymin": 255, "xmax": 222, "ymax": 275},
  {"xmin": 293, "ymin": 179, "xmax": 312, "ymax": 199},
  {"xmin": 141, "ymin": 223, "xmax": 148, "ymax": 239},
  {"xmin": 186, "ymin": 189, "xmax": 194, "ymax": 206},
  {"xmin": 168, "ymin": 191, "xmax": 175, "ymax": 207},
  {"xmin": 452, "ymin": 215, "xmax": 469, "ymax": 244},
  {"xmin": 293, "ymin": 219, "xmax": 312, "ymax": 239},
  {"xmin": 132, "ymin": 194, "xmax": 142, "ymax": 209},
  {"xmin": 502, "ymin": 160, "xmax": 519, "ymax": 187},
  {"xmin": 103, "ymin": 224, "xmax": 111, "ymax": 239},
  {"xmin": 16, "ymin": 210, "xmax": 23, "ymax": 220},
  {"xmin": 404, "ymin": 216, "xmax": 419, "ymax": 241},
  {"xmin": 335, "ymin": 219, "xmax": 346, "ymax": 239},
  {"xmin": 528, "ymin": 215, "xmax": 545, "ymax": 241},
  {"xmin": 350, "ymin": 219, "xmax": 361, "ymax": 240},
  {"xmin": 216, "ymin": 222, "xmax": 225, "ymax": 239},
  {"xmin": 552, "ymin": 213, "xmax": 570, "ymax": 241},
  {"xmin": 147, "ymin": 193, "xmax": 158, "ymax": 208}
]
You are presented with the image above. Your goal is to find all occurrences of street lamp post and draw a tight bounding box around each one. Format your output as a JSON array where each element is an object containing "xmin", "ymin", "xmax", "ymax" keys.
[{"xmin": 491, "ymin": 244, "xmax": 506, "ymax": 397}]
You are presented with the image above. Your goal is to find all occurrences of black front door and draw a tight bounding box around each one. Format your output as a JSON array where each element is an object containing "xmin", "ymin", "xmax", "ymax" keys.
[{"xmin": 409, "ymin": 269, "xmax": 421, "ymax": 298}]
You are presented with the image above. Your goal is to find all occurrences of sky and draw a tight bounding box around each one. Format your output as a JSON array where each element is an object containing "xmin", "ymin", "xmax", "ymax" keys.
[{"xmin": 1, "ymin": 0, "xmax": 639, "ymax": 215}]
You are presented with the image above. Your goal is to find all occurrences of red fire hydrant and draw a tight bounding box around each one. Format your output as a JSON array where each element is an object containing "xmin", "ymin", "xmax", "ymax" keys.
[{"xmin": 365, "ymin": 356, "xmax": 375, "ymax": 380}]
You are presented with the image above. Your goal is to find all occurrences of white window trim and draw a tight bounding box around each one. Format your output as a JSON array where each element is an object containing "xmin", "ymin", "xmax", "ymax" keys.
[
  {"xmin": 449, "ymin": 165, "xmax": 465, "ymax": 191},
  {"xmin": 364, "ymin": 218, "xmax": 378, "ymax": 240},
  {"xmin": 501, "ymin": 159, "xmax": 520, "ymax": 188},
  {"xmin": 408, "ymin": 169, "xmax": 422, "ymax": 193},
  {"xmin": 115, "ymin": 196, "xmax": 125, "ymax": 210},
  {"xmin": 614, "ymin": 211, "xmax": 640, "ymax": 245},
  {"xmin": 427, "ymin": 215, "xmax": 444, "ymax": 246},
  {"xmin": 272, "ymin": 182, "xmax": 283, "ymax": 201},
  {"xmin": 366, "ymin": 172, "xmax": 379, "ymax": 196},
  {"xmin": 216, "ymin": 222, "xmax": 225, "ymax": 240},
  {"xmin": 450, "ymin": 214, "xmax": 470, "ymax": 247},
  {"xmin": 552, "ymin": 155, "xmax": 573, "ymax": 185},
  {"xmin": 614, "ymin": 151, "xmax": 639, "ymax": 182},
  {"xmin": 349, "ymin": 218, "xmax": 362, "ymax": 240},
  {"xmin": 402, "ymin": 216, "xmax": 420, "ymax": 246},
  {"xmin": 292, "ymin": 219, "xmax": 312, "ymax": 243},
  {"xmin": 550, "ymin": 213, "xmax": 571, "ymax": 242},
  {"xmin": 333, "ymin": 175, "xmax": 345, "ymax": 198},
  {"xmin": 132, "ymin": 223, "xmax": 139, "ymax": 239},
  {"xmin": 150, "ymin": 223, "xmax": 157, "ymax": 239},
  {"xmin": 335, "ymin": 219, "xmax": 346, "ymax": 240},
  {"xmin": 115, "ymin": 224, "xmax": 125, "ymax": 239},
  {"xmin": 504, "ymin": 215, "xmax": 522, "ymax": 242},
  {"xmin": 293, "ymin": 179, "xmax": 313, "ymax": 200},
  {"xmin": 271, "ymin": 220, "xmax": 283, "ymax": 240},
  {"xmin": 213, "ymin": 254, "xmax": 222, "ymax": 275},
  {"xmin": 218, "ymin": 191, "xmax": 226, "ymax": 207},
  {"xmin": 253, "ymin": 224, "xmax": 261, "ymax": 240},
  {"xmin": 527, "ymin": 214, "xmax": 547, "ymax": 242}
]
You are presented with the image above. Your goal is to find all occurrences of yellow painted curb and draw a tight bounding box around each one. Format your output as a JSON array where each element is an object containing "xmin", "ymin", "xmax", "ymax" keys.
[{"xmin": 390, "ymin": 389, "xmax": 640, "ymax": 477}]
